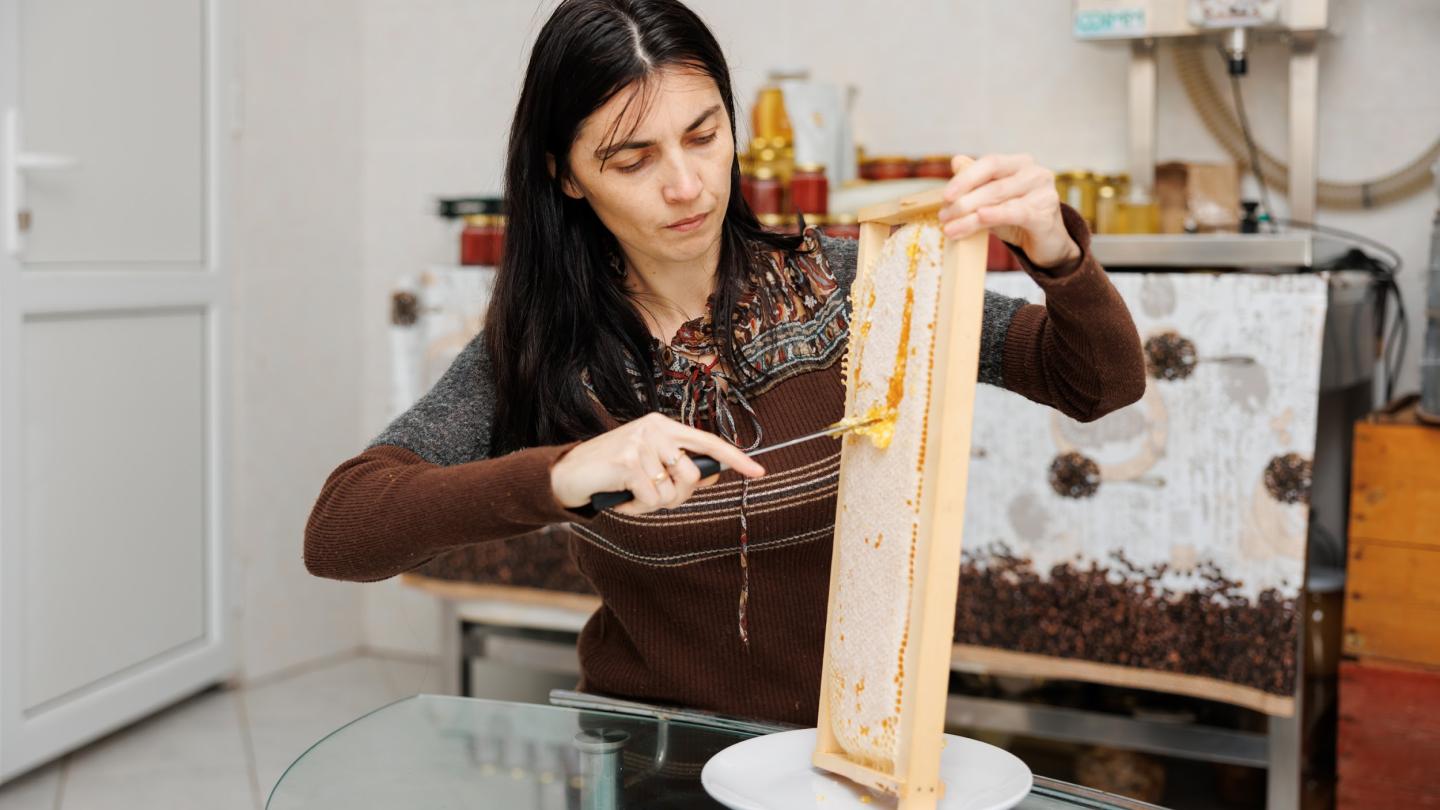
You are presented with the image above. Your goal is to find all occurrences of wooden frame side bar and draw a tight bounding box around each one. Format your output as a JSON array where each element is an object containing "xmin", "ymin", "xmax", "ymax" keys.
[{"xmin": 813, "ymin": 184, "xmax": 989, "ymax": 809}]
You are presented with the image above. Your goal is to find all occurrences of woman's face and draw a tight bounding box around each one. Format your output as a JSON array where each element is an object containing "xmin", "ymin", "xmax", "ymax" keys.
[{"xmin": 562, "ymin": 68, "xmax": 733, "ymax": 270}]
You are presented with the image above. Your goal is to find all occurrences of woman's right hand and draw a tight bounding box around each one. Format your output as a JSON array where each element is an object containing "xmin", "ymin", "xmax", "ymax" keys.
[{"xmin": 550, "ymin": 412, "xmax": 766, "ymax": 515}]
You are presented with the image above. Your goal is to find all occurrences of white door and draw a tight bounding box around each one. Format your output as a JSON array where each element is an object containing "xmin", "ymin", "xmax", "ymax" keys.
[{"xmin": 0, "ymin": 0, "xmax": 234, "ymax": 780}]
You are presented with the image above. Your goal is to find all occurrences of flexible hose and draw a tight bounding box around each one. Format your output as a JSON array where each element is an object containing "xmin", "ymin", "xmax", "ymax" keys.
[{"xmin": 1173, "ymin": 45, "xmax": 1440, "ymax": 209}]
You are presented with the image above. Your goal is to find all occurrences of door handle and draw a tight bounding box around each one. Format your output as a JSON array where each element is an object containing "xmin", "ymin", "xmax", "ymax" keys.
[
  {"xmin": 4, "ymin": 107, "xmax": 80, "ymax": 256},
  {"xmin": 17, "ymin": 152, "xmax": 78, "ymax": 172}
]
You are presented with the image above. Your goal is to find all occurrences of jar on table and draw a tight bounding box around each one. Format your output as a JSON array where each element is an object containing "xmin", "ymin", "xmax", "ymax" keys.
[
  {"xmin": 758, "ymin": 213, "xmax": 798, "ymax": 234},
  {"xmin": 752, "ymin": 87, "xmax": 792, "ymax": 146},
  {"xmin": 1119, "ymin": 191, "xmax": 1161, "ymax": 234},
  {"xmin": 737, "ymin": 148, "xmax": 755, "ymax": 177},
  {"xmin": 1056, "ymin": 171, "xmax": 1098, "ymax": 229},
  {"xmin": 436, "ymin": 196, "xmax": 495, "ymax": 219},
  {"xmin": 859, "ymin": 156, "xmax": 913, "ymax": 181},
  {"xmin": 1096, "ymin": 183, "xmax": 1121, "ymax": 235},
  {"xmin": 444, "ymin": 196, "xmax": 506, "ymax": 267},
  {"xmin": 823, "ymin": 213, "xmax": 861, "ymax": 240},
  {"xmin": 913, "ymin": 155, "xmax": 955, "ymax": 180},
  {"xmin": 747, "ymin": 166, "xmax": 784, "ymax": 216},
  {"xmin": 1096, "ymin": 173, "xmax": 1131, "ymax": 234},
  {"xmin": 1105, "ymin": 173, "xmax": 1131, "ymax": 198},
  {"xmin": 987, "ymin": 233, "xmax": 1020, "ymax": 271},
  {"xmin": 460, "ymin": 212, "xmax": 506, "ymax": 267},
  {"xmin": 776, "ymin": 143, "xmax": 796, "ymax": 186},
  {"xmin": 753, "ymin": 141, "xmax": 794, "ymax": 188},
  {"xmin": 790, "ymin": 163, "xmax": 828, "ymax": 217}
]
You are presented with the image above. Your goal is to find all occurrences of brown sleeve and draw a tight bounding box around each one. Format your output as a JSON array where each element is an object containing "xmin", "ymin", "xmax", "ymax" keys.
[
  {"xmin": 303, "ymin": 442, "xmax": 590, "ymax": 582},
  {"xmin": 998, "ymin": 205, "xmax": 1146, "ymax": 422}
]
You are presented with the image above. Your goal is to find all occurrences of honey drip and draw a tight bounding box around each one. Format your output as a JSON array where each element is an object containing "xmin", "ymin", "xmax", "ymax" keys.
[{"xmin": 849, "ymin": 226, "xmax": 924, "ymax": 449}]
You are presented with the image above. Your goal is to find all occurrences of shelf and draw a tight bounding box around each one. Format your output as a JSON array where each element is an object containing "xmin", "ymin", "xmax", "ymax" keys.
[
  {"xmin": 432, "ymin": 235, "xmax": 1349, "ymax": 270},
  {"xmin": 1090, "ymin": 233, "xmax": 1337, "ymax": 268}
]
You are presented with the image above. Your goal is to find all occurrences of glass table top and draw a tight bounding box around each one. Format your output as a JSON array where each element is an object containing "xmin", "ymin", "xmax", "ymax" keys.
[{"xmin": 266, "ymin": 694, "xmax": 1163, "ymax": 809}]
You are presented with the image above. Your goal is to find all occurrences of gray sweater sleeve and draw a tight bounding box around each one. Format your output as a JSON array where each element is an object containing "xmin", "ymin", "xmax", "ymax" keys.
[
  {"xmin": 369, "ymin": 332, "xmax": 496, "ymax": 466},
  {"xmin": 816, "ymin": 232, "xmax": 1025, "ymax": 388},
  {"xmin": 368, "ymin": 236, "xmax": 1023, "ymax": 463},
  {"xmin": 307, "ymin": 332, "xmax": 582, "ymax": 581}
]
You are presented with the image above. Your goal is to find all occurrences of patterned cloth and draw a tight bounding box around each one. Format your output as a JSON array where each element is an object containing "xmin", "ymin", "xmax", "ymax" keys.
[{"xmin": 641, "ymin": 228, "xmax": 850, "ymax": 450}]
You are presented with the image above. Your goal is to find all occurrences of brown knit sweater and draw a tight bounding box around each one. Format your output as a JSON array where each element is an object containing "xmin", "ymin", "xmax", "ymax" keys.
[{"xmin": 305, "ymin": 207, "xmax": 1144, "ymax": 726}]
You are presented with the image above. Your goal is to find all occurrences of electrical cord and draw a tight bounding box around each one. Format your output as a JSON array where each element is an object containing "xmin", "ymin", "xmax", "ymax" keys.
[
  {"xmin": 1276, "ymin": 218, "xmax": 1404, "ymax": 275},
  {"xmin": 1304, "ymin": 232, "xmax": 1408, "ymax": 403},
  {"xmin": 1220, "ymin": 45, "xmax": 1276, "ymax": 232},
  {"xmin": 1214, "ymin": 39, "xmax": 1411, "ymax": 401},
  {"xmin": 1175, "ymin": 45, "xmax": 1440, "ymax": 210},
  {"xmin": 1208, "ymin": 216, "xmax": 1412, "ymax": 402}
]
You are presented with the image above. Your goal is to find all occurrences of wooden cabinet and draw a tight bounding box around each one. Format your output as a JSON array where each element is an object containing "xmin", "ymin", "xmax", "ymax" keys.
[
  {"xmin": 1344, "ymin": 402, "xmax": 1440, "ymax": 669},
  {"xmin": 1337, "ymin": 661, "xmax": 1440, "ymax": 808},
  {"xmin": 1338, "ymin": 403, "xmax": 1440, "ymax": 808}
]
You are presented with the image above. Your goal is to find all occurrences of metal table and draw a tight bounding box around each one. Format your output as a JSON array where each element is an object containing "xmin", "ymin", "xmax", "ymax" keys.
[{"xmin": 266, "ymin": 694, "xmax": 1166, "ymax": 809}]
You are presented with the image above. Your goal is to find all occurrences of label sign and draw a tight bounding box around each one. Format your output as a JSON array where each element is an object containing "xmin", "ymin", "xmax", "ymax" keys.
[{"xmin": 1074, "ymin": 7, "xmax": 1147, "ymax": 38}]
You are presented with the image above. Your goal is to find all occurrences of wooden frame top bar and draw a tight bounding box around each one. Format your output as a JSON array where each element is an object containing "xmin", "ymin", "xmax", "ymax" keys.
[{"xmin": 857, "ymin": 187, "xmax": 949, "ymax": 226}]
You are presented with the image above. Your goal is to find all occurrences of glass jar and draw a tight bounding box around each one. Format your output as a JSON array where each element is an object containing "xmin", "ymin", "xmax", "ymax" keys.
[
  {"xmin": 777, "ymin": 143, "xmax": 795, "ymax": 186},
  {"xmin": 823, "ymin": 213, "xmax": 861, "ymax": 240},
  {"xmin": 913, "ymin": 155, "xmax": 955, "ymax": 180},
  {"xmin": 747, "ymin": 166, "xmax": 784, "ymax": 216},
  {"xmin": 1096, "ymin": 172, "xmax": 1132, "ymax": 234},
  {"xmin": 1119, "ymin": 187, "xmax": 1161, "ymax": 234},
  {"xmin": 987, "ymin": 232, "xmax": 1020, "ymax": 271},
  {"xmin": 790, "ymin": 163, "xmax": 828, "ymax": 217},
  {"xmin": 1056, "ymin": 171, "xmax": 1098, "ymax": 228},
  {"xmin": 860, "ymin": 156, "xmax": 913, "ymax": 181},
  {"xmin": 460, "ymin": 213, "xmax": 506, "ymax": 267},
  {"xmin": 1105, "ymin": 173, "xmax": 1131, "ymax": 199},
  {"xmin": 758, "ymin": 213, "xmax": 798, "ymax": 234},
  {"xmin": 752, "ymin": 87, "xmax": 792, "ymax": 146},
  {"xmin": 737, "ymin": 149, "xmax": 755, "ymax": 177},
  {"xmin": 1095, "ymin": 184, "xmax": 1121, "ymax": 234}
]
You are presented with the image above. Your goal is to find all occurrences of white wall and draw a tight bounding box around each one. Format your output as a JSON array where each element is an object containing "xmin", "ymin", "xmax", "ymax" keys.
[
  {"xmin": 1164, "ymin": 0, "xmax": 1438, "ymax": 400},
  {"xmin": 233, "ymin": 0, "xmax": 369, "ymax": 680},
  {"xmin": 353, "ymin": 1, "xmax": 552, "ymax": 657},
  {"xmin": 339, "ymin": 0, "xmax": 1440, "ymax": 658}
]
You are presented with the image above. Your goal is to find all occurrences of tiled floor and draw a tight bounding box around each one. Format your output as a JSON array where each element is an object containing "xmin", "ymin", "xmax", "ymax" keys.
[{"xmin": 0, "ymin": 652, "xmax": 446, "ymax": 810}]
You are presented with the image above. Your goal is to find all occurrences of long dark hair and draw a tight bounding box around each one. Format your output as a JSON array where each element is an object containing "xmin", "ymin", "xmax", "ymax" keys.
[{"xmin": 485, "ymin": 0, "xmax": 801, "ymax": 454}]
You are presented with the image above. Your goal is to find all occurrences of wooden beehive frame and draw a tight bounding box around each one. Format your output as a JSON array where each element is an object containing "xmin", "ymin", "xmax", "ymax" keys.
[{"xmin": 812, "ymin": 186, "xmax": 989, "ymax": 809}]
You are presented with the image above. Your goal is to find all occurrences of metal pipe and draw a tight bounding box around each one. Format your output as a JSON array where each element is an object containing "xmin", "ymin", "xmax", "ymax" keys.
[
  {"xmin": 1173, "ymin": 45, "xmax": 1440, "ymax": 210},
  {"xmin": 1288, "ymin": 32, "xmax": 1320, "ymax": 222},
  {"xmin": 1128, "ymin": 39, "xmax": 1158, "ymax": 200},
  {"xmin": 574, "ymin": 728, "xmax": 629, "ymax": 810}
]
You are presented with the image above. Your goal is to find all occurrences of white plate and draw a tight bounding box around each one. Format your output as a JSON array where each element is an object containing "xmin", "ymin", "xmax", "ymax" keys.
[{"xmin": 701, "ymin": 728, "xmax": 1033, "ymax": 810}]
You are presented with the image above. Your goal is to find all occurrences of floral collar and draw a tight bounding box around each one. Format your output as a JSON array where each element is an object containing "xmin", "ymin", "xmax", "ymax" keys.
[{"xmin": 631, "ymin": 228, "xmax": 849, "ymax": 447}]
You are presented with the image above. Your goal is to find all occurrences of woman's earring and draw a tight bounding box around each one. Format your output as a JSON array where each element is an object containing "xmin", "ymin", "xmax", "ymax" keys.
[{"xmin": 609, "ymin": 252, "xmax": 626, "ymax": 280}]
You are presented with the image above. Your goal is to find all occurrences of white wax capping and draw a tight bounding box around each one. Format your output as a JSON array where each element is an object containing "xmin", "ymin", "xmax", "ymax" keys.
[{"xmin": 828, "ymin": 221, "xmax": 946, "ymax": 771}]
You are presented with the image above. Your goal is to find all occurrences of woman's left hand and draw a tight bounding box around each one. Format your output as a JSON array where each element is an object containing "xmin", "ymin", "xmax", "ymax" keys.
[{"xmin": 938, "ymin": 153, "xmax": 1080, "ymax": 270}]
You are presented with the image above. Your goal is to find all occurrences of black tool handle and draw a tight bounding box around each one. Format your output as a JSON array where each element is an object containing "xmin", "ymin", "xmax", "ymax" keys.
[{"xmin": 589, "ymin": 455, "xmax": 723, "ymax": 511}]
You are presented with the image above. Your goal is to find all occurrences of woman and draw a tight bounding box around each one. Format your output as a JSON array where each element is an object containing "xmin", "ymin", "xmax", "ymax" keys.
[{"xmin": 306, "ymin": 0, "xmax": 1145, "ymax": 726}]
